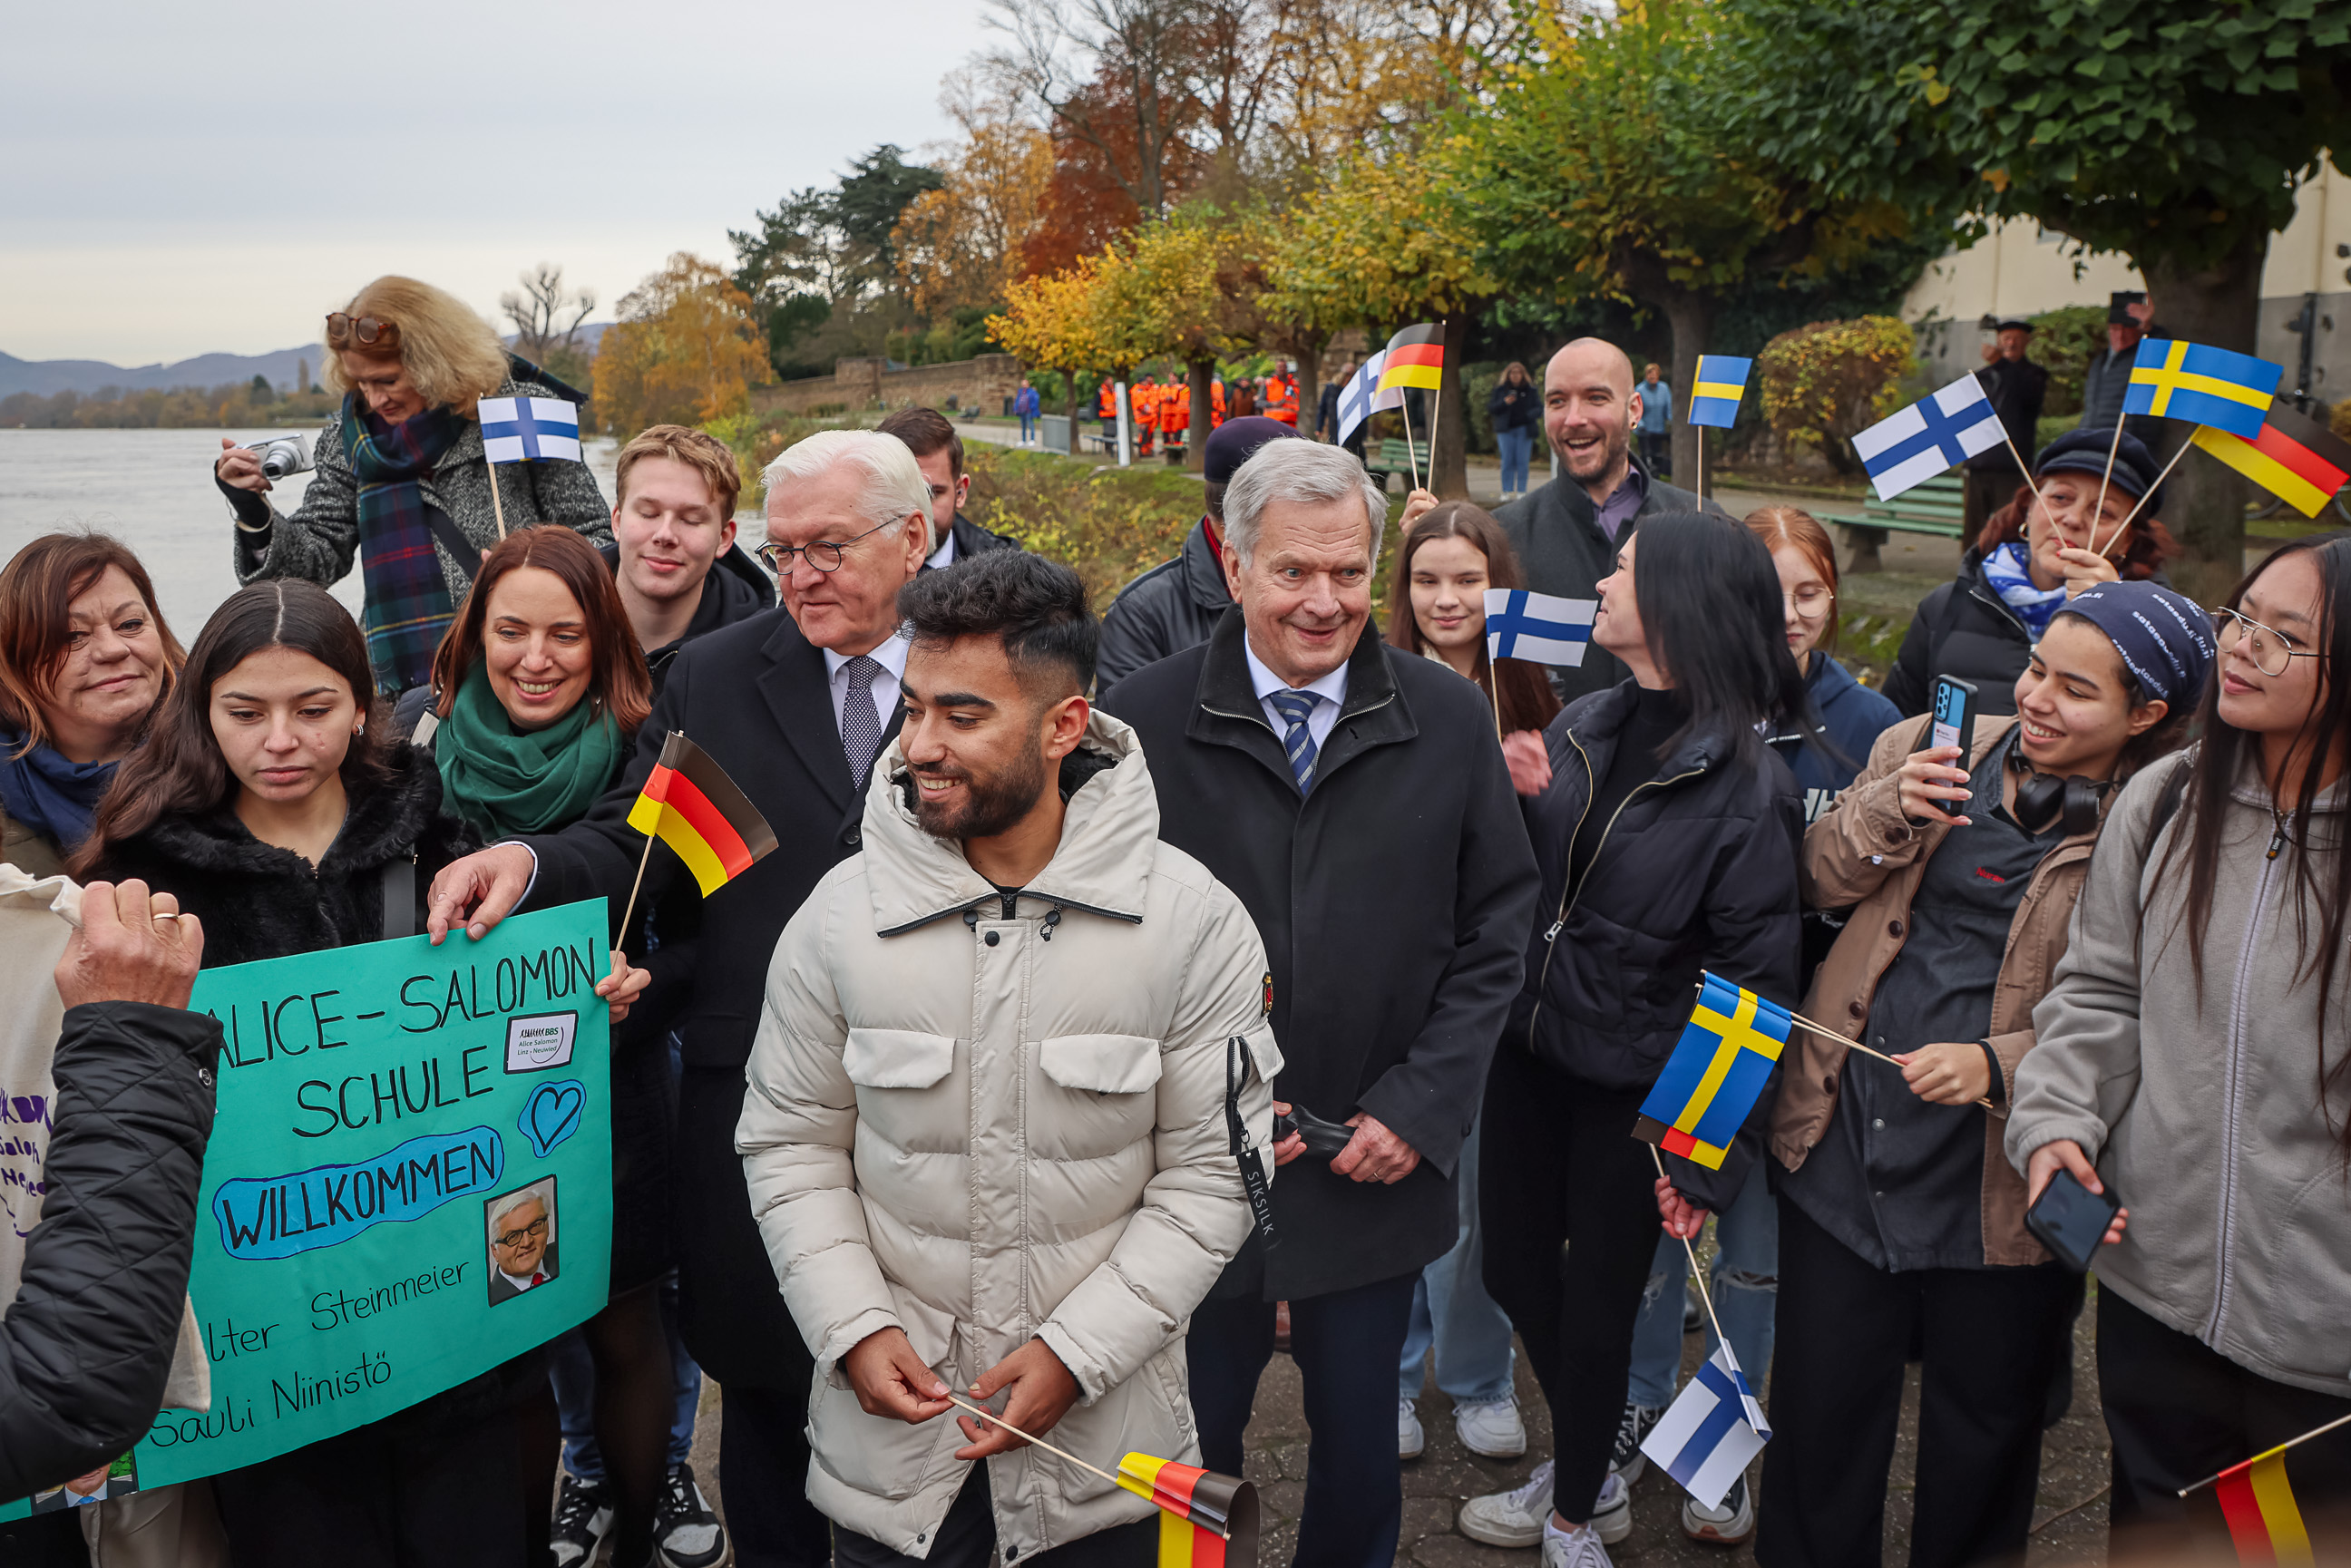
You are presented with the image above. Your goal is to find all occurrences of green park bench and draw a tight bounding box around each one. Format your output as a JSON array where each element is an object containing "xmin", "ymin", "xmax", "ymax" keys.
[
  {"xmin": 1816, "ymin": 472, "xmax": 1967, "ymax": 572},
  {"xmin": 1365, "ymin": 437, "xmax": 1419, "ymax": 492}
]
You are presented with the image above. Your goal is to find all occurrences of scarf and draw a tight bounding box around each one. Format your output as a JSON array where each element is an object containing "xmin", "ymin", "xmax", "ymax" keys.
[
  {"xmin": 434, "ymin": 662, "xmax": 625, "ymax": 839},
  {"xmin": 1980, "ymin": 542, "xmax": 2069, "ymax": 640},
  {"xmin": 0, "ymin": 722, "xmax": 116, "ymax": 852},
  {"xmin": 345, "ymin": 398, "xmax": 467, "ymax": 696}
]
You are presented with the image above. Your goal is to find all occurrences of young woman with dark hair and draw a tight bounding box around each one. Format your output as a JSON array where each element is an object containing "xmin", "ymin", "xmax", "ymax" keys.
[
  {"xmin": 76, "ymin": 579, "xmax": 647, "ymax": 1568},
  {"xmin": 0, "ymin": 532, "xmax": 185, "ymax": 877},
  {"xmin": 1387, "ymin": 502, "xmax": 1564, "ymax": 735},
  {"xmin": 1741, "ymin": 581, "xmax": 2210, "ymax": 1567},
  {"xmin": 1458, "ymin": 514, "xmax": 1808, "ymax": 1568},
  {"xmin": 2011, "ymin": 534, "xmax": 2351, "ymax": 1561}
]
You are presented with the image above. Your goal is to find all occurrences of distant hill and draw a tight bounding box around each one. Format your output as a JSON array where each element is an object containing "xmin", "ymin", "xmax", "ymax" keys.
[{"xmin": 1, "ymin": 325, "xmax": 613, "ymax": 399}]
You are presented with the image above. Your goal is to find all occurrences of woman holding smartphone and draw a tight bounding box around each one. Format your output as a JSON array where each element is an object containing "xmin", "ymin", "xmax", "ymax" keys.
[
  {"xmin": 1721, "ymin": 580, "xmax": 2209, "ymax": 1567},
  {"xmin": 2011, "ymin": 534, "xmax": 2351, "ymax": 1560}
]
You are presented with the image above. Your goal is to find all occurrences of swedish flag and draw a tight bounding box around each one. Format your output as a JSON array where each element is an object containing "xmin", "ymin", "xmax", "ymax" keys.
[
  {"xmin": 1687, "ymin": 356, "xmax": 1751, "ymax": 430},
  {"xmin": 1633, "ymin": 973, "xmax": 1792, "ymax": 1169},
  {"xmin": 2122, "ymin": 339, "xmax": 2282, "ymax": 441}
]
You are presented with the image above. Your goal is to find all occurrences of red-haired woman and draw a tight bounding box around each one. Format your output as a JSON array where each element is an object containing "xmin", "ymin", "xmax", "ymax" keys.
[{"xmin": 0, "ymin": 532, "xmax": 184, "ymax": 877}]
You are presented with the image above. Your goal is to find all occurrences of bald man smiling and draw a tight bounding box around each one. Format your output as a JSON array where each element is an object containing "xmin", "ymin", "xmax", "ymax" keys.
[{"xmin": 1494, "ymin": 339, "xmax": 1725, "ymax": 706}]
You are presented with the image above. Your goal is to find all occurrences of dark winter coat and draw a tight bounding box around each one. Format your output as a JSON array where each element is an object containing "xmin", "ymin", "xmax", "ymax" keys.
[
  {"xmin": 0, "ymin": 1003, "xmax": 219, "ymax": 1502},
  {"xmin": 1100, "ymin": 613, "xmax": 1540, "ymax": 1299},
  {"xmin": 1768, "ymin": 653, "xmax": 1903, "ymax": 827},
  {"xmin": 945, "ymin": 510, "xmax": 1023, "ymax": 563},
  {"xmin": 90, "ymin": 744, "xmax": 476, "ymax": 964},
  {"xmin": 1881, "ymin": 548, "xmax": 2178, "ymax": 719},
  {"xmin": 1513, "ymin": 679, "xmax": 1804, "ymax": 1207},
  {"xmin": 1493, "ymin": 469, "xmax": 1727, "ymax": 707},
  {"xmin": 597, "ymin": 541, "xmax": 775, "ymax": 695},
  {"xmin": 1962, "ymin": 356, "xmax": 2047, "ymax": 472},
  {"xmin": 1095, "ymin": 518, "xmax": 1232, "ymax": 697},
  {"xmin": 1488, "ymin": 378, "xmax": 1538, "ymax": 433}
]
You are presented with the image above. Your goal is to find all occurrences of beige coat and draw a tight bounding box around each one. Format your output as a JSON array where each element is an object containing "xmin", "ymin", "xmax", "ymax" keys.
[
  {"xmin": 738, "ymin": 712, "xmax": 1279, "ymax": 1559},
  {"xmin": 1772, "ymin": 716, "xmax": 2104, "ymax": 1266}
]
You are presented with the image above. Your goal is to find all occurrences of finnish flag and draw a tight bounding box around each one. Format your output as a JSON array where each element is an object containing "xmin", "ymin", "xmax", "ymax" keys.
[
  {"xmin": 1337, "ymin": 352, "xmax": 1400, "ymax": 445},
  {"xmin": 1483, "ymin": 589, "xmax": 1596, "ymax": 667},
  {"xmin": 1850, "ymin": 375, "xmax": 2005, "ymax": 502},
  {"xmin": 1639, "ymin": 1343, "xmax": 1771, "ymax": 1511},
  {"xmin": 480, "ymin": 395, "xmax": 583, "ymax": 463}
]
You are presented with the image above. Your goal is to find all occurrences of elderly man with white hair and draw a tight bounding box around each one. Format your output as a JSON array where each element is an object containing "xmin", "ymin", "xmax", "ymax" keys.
[
  {"xmin": 426, "ymin": 427, "xmax": 936, "ymax": 1568},
  {"xmin": 1101, "ymin": 439, "xmax": 1541, "ymax": 1568}
]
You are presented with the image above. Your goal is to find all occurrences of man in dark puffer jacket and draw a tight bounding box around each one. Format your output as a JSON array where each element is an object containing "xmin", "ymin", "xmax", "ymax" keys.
[{"xmin": 1, "ymin": 880, "xmax": 217, "ymax": 1505}]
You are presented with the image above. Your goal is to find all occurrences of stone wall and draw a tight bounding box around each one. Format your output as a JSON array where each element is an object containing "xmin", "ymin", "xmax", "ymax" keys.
[{"xmin": 751, "ymin": 354, "xmax": 1026, "ymax": 418}]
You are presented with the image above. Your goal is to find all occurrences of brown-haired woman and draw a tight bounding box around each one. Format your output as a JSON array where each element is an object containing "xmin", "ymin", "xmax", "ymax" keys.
[
  {"xmin": 76, "ymin": 579, "xmax": 647, "ymax": 1567},
  {"xmin": 212, "ymin": 275, "xmax": 611, "ymax": 699},
  {"xmin": 0, "ymin": 531, "xmax": 185, "ymax": 877},
  {"xmin": 1387, "ymin": 502, "xmax": 1564, "ymax": 736}
]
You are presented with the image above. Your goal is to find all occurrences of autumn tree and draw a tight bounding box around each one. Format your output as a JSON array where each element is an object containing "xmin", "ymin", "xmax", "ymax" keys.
[
  {"xmin": 730, "ymin": 146, "xmax": 946, "ymax": 375},
  {"xmin": 895, "ymin": 92, "xmax": 1057, "ymax": 317},
  {"xmin": 989, "ymin": 250, "xmax": 1136, "ymax": 438},
  {"xmin": 501, "ymin": 263, "xmax": 597, "ymax": 390},
  {"xmin": 594, "ymin": 254, "xmax": 768, "ymax": 436}
]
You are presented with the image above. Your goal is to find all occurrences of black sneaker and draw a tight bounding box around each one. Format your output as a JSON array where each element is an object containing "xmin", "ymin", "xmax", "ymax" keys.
[
  {"xmin": 1683, "ymin": 1281, "xmax": 1705, "ymax": 1335},
  {"xmin": 1610, "ymin": 1399, "xmax": 1664, "ymax": 1486},
  {"xmin": 551, "ymin": 1470, "xmax": 613, "ymax": 1568},
  {"xmin": 655, "ymin": 1461, "xmax": 731, "ymax": 1568}
]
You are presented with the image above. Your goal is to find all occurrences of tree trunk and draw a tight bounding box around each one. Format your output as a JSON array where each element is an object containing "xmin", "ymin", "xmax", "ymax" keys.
[
  {"xmin": 1430, "ymin": 312, "xmax": 1473, "ymax": 498},
  {"xmin": 2141, "ymin": 230, "xmax": 2271, "ymax": 601},
  {"xmin": 1660, "ymin": 288, "xmax": 1716, "ymax": 495},
  {"xmin": 1291, "ymin": 328, "xmax": 1331, "ymax": 443},
  {"xmin": 1188, "ymin": 356, "xmax": 1215, "ymax": 472}
]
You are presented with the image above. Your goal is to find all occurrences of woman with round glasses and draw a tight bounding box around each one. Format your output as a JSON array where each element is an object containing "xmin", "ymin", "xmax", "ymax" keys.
[
  {"xmin": 213, "ymin": 276, "xmax": 611, "ymax": 698},
  {"xmin": 2012, "ymin": 532, "xmax": 2351, "ymax": 1558}
]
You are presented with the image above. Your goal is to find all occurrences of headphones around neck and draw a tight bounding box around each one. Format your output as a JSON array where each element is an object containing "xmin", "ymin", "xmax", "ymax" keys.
[{"xmin": 2005, "ymin": 743, "xmax": 2117, "ymax": 836}]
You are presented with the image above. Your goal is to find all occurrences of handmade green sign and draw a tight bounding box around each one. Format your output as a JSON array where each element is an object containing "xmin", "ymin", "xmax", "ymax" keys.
[{"xmin": 0, "ymin": 901, "xmax": 612, "ymax": 1516}]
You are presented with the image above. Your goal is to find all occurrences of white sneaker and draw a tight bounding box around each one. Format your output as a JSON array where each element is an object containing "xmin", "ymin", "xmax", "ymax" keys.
[
  {"xmin": 1458, "ymin": 1459, "xmax": 1552, "ymax": 1547},
  {"xmin": 1590, "ymin": 1470, "xmax": 1633, "ymax": 1545},
  {"xmin": 1683, "ymin": 1474, "xmax": 1754, "ymax": 1545},
  {"xmin": 1541, "ymin": 1515, "xmax": 1616, "ymax": 1568},
  {"xmin": 1454, "ymin": 1397, "xmax": 1528, "ymax": 1458},
  {"xmin": 1399, "ymin": 1397, "xmax": 1425, "ymax": 1460}
]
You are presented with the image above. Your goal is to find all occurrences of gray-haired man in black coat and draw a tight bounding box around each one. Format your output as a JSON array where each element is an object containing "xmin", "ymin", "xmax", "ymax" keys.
[{"xmin": 1100, "ymin": 440, "xmax": 1539, "ymax": 1568}]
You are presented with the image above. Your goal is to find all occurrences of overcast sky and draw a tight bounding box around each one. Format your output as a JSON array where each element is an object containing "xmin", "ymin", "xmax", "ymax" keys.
[{"xmin": 1, "ymin": 0, "xmax": 999, "ymax": 365}]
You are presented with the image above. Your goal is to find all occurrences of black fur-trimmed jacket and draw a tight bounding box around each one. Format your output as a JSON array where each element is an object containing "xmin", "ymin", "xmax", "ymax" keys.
[{"xmin": 89, "ymin": 744, "xmax": 475, "ymax": 967}]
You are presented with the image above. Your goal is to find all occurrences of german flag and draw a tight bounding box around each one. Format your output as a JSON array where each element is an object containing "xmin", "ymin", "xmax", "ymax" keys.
[
  {"xmin": 1376, "ymin": 324, "xmax": 1444, "ymax": 395},
  {"xmin": 2193, "ymin": 404, "xmax": 2351, "ymax": 519},
  {"xmin": 625, "ymin": 733, "xmax": 778, "ymax": 896},
  {"xmin": 1117, "ymin": 1453, "xmax": 1261, "ymax": 1568},
  {"xmin": 2213, "ymin": 1449, "xmax": 2314, "ymax": 1566}
]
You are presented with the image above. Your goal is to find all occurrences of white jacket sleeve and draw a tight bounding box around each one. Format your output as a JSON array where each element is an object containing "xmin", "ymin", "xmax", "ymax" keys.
[
  {"xmin": 1036, "ymin": 881, "xmax": 1278, "ymax": 1403},
  {"xmin": 738, "ymin": 881, "xmax": 903, "ymax": 1375}
]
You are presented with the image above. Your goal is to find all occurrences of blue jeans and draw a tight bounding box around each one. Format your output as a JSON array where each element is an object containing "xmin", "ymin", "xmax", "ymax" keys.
[
  {"xmin": 1019, "ymin": 413, "xmax": 1036, "ymax": 442},
  {"xmin": 1399, "ymin": 1120, "xmax": 1516, "ymax": 1404},
  {"xmin": 1497, "ymin": 427, "xmax": 1533, "ymax": 495},
  {"xmin": 1625, "ymin": 1160, "xmax": 1778, "ymax": 1410},
  {"xmin": 551, "ymin": 1275, "xmax": 702, "ymax": 1481}
]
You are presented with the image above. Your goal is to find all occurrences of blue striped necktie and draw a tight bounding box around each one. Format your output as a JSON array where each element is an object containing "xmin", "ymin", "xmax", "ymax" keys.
[{"xmin": 1267, "ymin": 689, "xmax": 1322, "ymax": 794}]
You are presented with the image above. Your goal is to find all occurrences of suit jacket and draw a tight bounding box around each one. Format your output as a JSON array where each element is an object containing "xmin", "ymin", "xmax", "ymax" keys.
[
  {"xmin": 1100, "ymin": 615, "xmax": 1539, "ymax": 1299},
  {"xmin": 516, "ymin": 608, "xmax": 902, "ymax": 1385},
  {"xmin": 486, "ymin": 1243, "xmax": 560, "ymax": 1306}
]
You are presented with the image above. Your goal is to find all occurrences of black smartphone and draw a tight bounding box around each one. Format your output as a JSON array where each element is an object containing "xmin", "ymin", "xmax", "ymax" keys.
[
  {"xmin": 1930, "ymin": 674, "xmax": 1977, "ymax": 756},
  {"xmin": 2024, "ymin": 1165, "xmax": 2122, "ymax": 1273}
]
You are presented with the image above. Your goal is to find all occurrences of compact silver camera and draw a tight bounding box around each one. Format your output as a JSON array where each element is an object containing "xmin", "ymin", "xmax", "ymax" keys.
[{"xmin": 246, "ymin": 433, "xmax": 313, "ymax": 481}]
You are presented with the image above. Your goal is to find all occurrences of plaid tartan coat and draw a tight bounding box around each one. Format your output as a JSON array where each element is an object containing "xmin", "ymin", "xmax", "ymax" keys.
[{"xmin": 229, "ymin": 372, "xmax": 612, "ymax": 609}]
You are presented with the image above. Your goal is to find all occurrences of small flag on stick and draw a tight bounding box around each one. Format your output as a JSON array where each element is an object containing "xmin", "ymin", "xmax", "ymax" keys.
[
  {"xmin": 1633, "ymin": 973, "xmax": 1791, "ymax": 1169},
  {"xmin": 2124, "ymin": 340, "xmax": 2283, "ymax": 440},
  {"xmin": 1640, "ymin": 1344, "xmax": 1771, "ymax": 1511},
  {"xmin": 1687, "ymin": 356, "xmax": 1751, "ymax": 429},
  {"xmin": 1851, "ymin": 375, "xmax": 2007, "ymax": 502},
  {"xmin": 1376, "ymin": 325, "xmax": 1444, "ymax": 395},
  {"xmin": 1336, "ymin": 352, "xmax": 1398, "ymax": 446},
  {"xmin": 625, "ymin": 733, "xmax": 778, "ymax": 898},
  {"xmin": 479, "ymin": 395, "xmax": 584, "ymax": 463},
  {"xmin": 2214, "ymin": 1450, "xmax": 2315, "ymax": 1566},
  {"xmin": 1117, "ymin": 1453, "xmax": 1261, "ymax": 1568},
  {"xmin": 2191, "ymin": 404, "xmax": 2351, "ymax": 519},
  {"xmin": 1483, "ymin": 589, "xmax": 1596, "ymax": 667}
]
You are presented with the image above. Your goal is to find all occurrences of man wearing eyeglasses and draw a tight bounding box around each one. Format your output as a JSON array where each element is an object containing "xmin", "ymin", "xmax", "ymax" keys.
[
  {"xmin": 487, "ymin": 1191, "xmax": 559, "ymax": 1303},
  {"xmin": 424, "ymin": 428, "xmax": 934, "ymax": 1568}
]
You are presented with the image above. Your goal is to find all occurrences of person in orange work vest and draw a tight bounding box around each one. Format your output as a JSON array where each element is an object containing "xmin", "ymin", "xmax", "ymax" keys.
[
  {"xmin": 1263, "ymin": 365, "xmax": 1299, "ymax": 426},
  {"xmin": 1132, "ymin": 374, "xmax": 1159, "ymax": 455}
]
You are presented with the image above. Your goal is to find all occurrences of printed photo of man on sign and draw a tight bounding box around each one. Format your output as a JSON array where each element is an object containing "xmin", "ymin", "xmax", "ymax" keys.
[{"xmin": 484, "ymin": 1178, "xmax": 560, "ymax": 1305}]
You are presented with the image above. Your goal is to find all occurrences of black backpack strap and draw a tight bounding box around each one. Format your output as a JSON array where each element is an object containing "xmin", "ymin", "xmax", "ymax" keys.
[
  {"xmin": 1225, "ymin": 1037, "xmax": 1277, "ymax": 1244},
  {"xmin": 381, "ymin": 846, "xmax": 417, "ymax": 941}
]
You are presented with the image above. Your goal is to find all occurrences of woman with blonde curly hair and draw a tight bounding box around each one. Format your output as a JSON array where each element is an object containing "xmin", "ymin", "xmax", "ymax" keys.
[{"xmin": 213, "ymin": 275, "xmax": 611, "ymax": 696}]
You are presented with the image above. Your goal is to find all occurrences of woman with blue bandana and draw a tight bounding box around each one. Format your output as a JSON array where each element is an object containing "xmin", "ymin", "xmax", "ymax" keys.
[{"xmin": 1884, "ymin": 429, "xmax": 2179, "ymax": 718}]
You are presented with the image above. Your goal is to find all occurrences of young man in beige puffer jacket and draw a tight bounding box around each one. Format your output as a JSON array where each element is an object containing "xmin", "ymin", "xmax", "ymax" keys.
[{"xmin": 739, "ymin": 553, "xmax": 1278, "ymax": 1568}]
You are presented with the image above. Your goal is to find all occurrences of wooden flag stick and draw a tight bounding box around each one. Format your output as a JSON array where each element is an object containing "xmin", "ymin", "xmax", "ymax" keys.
[
  {"xmin": 2089, "ymin": 418, "xmax": 2128, "ymax": 545},
  {"xmin": 2178, "ymin": 1410, "xmax": 2351, "ymax": 1497},
  {"xmin": 1649, "ymin": 1142, "xmax": 1731, "ymax": 1354},
  {"xmin": 1400, "ymin": 394, "xmax": 1425, "ymax": 492},
  {"xmin": 1696, "ymin": 425, "xmax": 1706, "ymax": 508},
  {"xmin": 612, "ymin": 831, "xmax": 657, "ymax": 950},
  {"xmin": 1429, "ymin": 381, "xmax": 1445, "ymax": 494},
  {"xmin": 486, "ymin": 459, "xmax": 510, "ymax": 541},
  {"xmin": 944, "ymin": 1394, "xmax": 1136, "ymax": 1497},
  {"xmin": 2002, "ymin": 432, "xmax": 2047, "ymax": 529},
  {"xmin": 2092, "ymin": 437, "xmax": 2194, "ymax": 559},
  {"xmin": 1689, "ymin": 979, "xmax": 1996, "ymax": 1110}
]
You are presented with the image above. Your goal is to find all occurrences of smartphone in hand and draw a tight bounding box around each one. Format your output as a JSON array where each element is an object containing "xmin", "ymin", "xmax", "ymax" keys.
[
  {"xmin": 2024, "ymin": 1165, "xmax": 2122, "ymax": 1273},
  {"xmin": 1931, "ymin": 675, "xmax": 1977, "ymax": 757}
]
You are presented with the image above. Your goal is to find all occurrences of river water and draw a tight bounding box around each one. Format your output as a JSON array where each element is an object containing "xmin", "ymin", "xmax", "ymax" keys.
[{"xmin": 0, "ymin": 428, "xmax": 629, "ymax": 640}]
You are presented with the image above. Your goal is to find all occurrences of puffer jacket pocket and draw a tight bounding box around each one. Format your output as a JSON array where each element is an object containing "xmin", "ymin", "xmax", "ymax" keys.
[
  {"xmin": 1039, "ymin": 1034, "xmax": 1164, "ymax": 1094},
  {"xmin": 1037, "ymin": 1033, "xmax": 1162, "ymax": 1159},
  {"xmin": 844, "ymin": 1028, "xmax": 957, "ymax": 1089}
]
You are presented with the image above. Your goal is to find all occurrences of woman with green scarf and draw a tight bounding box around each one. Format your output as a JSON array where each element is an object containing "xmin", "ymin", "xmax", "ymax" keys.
[{"xmin": 414, "ymin": 524, "xmax": 678, "ymax": 1568}]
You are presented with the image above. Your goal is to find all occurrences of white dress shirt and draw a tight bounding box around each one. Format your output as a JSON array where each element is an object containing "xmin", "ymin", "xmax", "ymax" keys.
[
  {"xmin": 824, "ymin": 631, "xmax": 912, "ymax": 739},
  {"xmin": 925, "ymin": 528, "xmax": 957, "ymax": 570},
  {"xmin": 1243, "ymin": 638, "xmax": 1349, "ymax": 755}
]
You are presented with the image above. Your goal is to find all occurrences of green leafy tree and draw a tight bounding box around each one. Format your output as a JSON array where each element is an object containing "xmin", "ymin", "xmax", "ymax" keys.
[
  {"xmin": 1756, "ymin": 317, "xmax": 1916, "ymax": 475},
  {"xmin": 1724, "ymin": 0, "xmax": 2351, "ymax": 580}
]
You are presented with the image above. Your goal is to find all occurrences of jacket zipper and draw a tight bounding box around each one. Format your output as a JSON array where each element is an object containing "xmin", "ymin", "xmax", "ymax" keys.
[
  {"xmin": 1526, "ymin": 734, "xmax": 1703, "ymax": 1045},
  {"xmin": 2209, "ymin": 817, "xmax": 2284, "ymax": 1343},
  {"xmin": 1967, "ymin": 582, "xmax": 2034, "ymax": 642}
]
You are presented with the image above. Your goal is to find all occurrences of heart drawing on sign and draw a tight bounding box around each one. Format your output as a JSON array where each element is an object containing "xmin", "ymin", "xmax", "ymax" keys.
[{"xmin": 520, "ymin": 1080, "xmax": 586, "ymax": 1158}]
